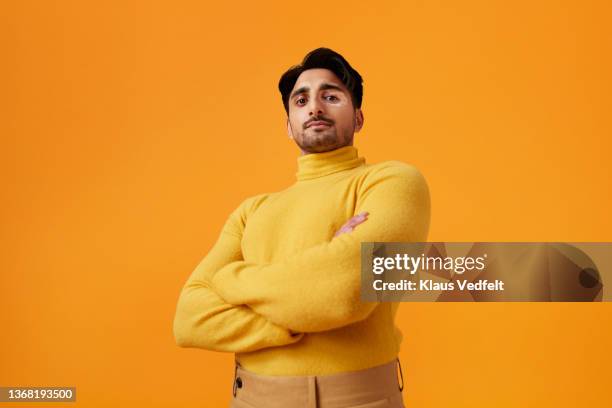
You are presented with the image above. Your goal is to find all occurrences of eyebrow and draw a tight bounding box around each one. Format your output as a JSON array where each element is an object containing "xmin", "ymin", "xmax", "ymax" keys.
[{"xmin": 290, "ymin": 82, "xmax": 345, "ymax": 101}]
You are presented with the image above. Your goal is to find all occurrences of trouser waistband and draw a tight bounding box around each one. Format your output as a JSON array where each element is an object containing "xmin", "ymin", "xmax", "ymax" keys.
[{"xmin": 231, "ymin": 358, "xmax": 405, "ymax": 408}]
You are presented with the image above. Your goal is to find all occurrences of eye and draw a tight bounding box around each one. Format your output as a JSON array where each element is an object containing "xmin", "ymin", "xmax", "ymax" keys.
[
  {"xmin": 325, "ymin": 95, "xmax": 339, "ymax": 102},
  {"xmin": 295, "ymin": 97, "xmax": 306, "ymax": 106}
]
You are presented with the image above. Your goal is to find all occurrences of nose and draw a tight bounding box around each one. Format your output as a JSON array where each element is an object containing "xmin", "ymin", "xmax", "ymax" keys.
[{"xmin": 308, "ymin": 98, "xmax": 325, "ymax": 116}]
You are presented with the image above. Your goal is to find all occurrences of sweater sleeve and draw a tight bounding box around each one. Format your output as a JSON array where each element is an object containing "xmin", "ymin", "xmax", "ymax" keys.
[
  {"xmin": 210, "ymin": 163, "xmax": 431, "ymax": 333},
  {"xmin": 172, "ymin": 198, "xmax": 304, "ymax": 352}
]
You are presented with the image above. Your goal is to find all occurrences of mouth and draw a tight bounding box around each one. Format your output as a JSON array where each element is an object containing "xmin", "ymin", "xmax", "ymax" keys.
[{"xmin": 306, "ymin": 121, "xmax": 332, "ymax": 129}]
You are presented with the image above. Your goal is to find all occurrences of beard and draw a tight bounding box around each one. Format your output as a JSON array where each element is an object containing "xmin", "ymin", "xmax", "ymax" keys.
[{"xmin": 294, "ymin": 126, "xmax": 352, "ymax": 154}]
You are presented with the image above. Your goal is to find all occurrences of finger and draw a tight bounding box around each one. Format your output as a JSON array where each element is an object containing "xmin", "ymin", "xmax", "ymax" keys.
[
  {"xmin": 334, "ymin": 226, "xmax": 353, "ymax": 237},
  {"xmin": 344, "ymin": 219, "xmax": 359, "ymax": 228},
  {"xmin": 339, "ymin": 225, "xmax": 354, "ymax": 234},
  {"xmin": 346, "ymin": 213, "xmax": 367, "ymax": 227},
  {"xmin": 347, "ymin": 214, "xmax": 368, "ymax": 228}
]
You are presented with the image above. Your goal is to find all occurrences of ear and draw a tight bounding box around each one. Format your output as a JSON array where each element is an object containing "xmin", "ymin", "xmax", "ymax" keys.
[
  {"xmin": 287, "ymin": 119, "xmax": 294, "ymax": 139},
  {"xmin": 354, "ymin": 109, "xmax": 364, "ymax": 133}
]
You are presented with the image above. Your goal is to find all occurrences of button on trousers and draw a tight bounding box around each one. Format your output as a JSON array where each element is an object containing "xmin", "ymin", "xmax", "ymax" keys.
[{"xmin": 230, "ymin": 359, "xmax": 405, "ymax": 408}]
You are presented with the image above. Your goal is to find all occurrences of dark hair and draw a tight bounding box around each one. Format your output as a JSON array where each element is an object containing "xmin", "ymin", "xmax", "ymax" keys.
[{"xmin": 278, "ymin": 48, "xmax": 363, "ymax": 114}]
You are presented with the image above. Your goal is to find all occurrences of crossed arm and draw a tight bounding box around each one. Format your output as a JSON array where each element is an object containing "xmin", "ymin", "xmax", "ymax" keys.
[
  {"xmin": 173, "ymin": 163, "xmax": 430, "ymax": 350},
  {"xmin": 172, "ymin": 219, "xmax": 305, "ymax": 352},
  {"xmin": 172, "ymin": 207, "xmax": 368, "ymax": 352},
  {"xmin": 210, "ymin": 164, "xmax": 430, "ymax": 334}
]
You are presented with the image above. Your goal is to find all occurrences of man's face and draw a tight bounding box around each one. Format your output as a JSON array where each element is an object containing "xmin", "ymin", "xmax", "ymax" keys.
[{"xmin": 287, "ymin": 68, "xmax": 364, "ymax": 154}]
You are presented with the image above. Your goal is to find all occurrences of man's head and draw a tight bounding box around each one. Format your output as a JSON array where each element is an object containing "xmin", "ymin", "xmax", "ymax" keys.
[{"xmin": 278, "ymin": 48, "xmax": 364, "ymax": 154}]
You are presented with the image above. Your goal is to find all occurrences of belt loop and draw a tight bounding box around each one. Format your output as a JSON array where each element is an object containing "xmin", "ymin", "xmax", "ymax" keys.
[
  {"xmin": 232, "ymin": 358, "xmax": 239, "ymax": 397},
  {"xmin": 396, "ymin": 357, "xmax": 404, "ymax": 392}
]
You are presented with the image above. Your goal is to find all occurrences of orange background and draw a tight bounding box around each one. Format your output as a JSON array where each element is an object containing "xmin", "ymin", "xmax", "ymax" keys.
[{"xmin": 2, "ymin": 1, "xmax": 611, "ymax": 407}]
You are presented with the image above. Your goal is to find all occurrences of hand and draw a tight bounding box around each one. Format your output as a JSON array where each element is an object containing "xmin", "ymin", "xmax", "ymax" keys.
[{"xmin": 334, "ymin": 212, "xmax": 369, "ymax": 238}]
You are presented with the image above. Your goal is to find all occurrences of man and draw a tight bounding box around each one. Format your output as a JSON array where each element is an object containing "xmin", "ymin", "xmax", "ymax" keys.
[{"xmin": 173, "ymin": 48, "xmax": 430, "ymax": 408}]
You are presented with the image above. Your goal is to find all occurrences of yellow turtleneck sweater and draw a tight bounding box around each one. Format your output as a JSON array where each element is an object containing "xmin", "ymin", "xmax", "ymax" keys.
[{"xmin": 173, "ymin": 146, "xmax": 430, "ymax": 375}]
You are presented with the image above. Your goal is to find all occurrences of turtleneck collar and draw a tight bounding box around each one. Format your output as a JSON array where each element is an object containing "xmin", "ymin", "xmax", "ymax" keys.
[{"xmin": 296, "ymin": 146, "xmax": 366, "ymax": 181}]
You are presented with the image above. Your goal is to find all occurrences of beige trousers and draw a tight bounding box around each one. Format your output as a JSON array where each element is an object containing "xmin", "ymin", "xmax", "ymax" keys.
[{"xmin": 230, "ymin": 359, "xmax": 405, "ymax": 408}]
